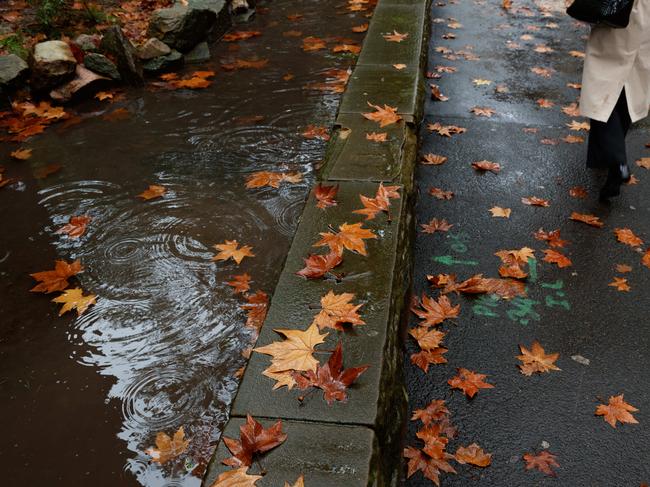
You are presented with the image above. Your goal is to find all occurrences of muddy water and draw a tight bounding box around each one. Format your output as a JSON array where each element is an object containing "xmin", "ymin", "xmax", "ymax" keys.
[{"xmin": 0, "ymin": 2, "xmax": 368, "ymax": 485}]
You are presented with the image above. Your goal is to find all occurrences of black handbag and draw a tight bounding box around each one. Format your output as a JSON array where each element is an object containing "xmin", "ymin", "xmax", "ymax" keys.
[{"xmin": 567, "ymin": 0, "xmax": 635, "ymax": 28}]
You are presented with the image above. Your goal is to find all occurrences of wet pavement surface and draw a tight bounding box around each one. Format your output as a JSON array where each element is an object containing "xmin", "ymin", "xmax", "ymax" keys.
[
  {"xmin": 0, "ymin": 1, "xmax": 369, "ymax": 486},
  {"xmin": 404, "ymin": 0, "xmax": 650, "ymax": 485}
]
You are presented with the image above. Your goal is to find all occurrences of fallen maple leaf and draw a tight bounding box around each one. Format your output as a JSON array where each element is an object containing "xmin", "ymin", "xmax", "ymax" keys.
[
  {"xmin": 596, "ymin": 394, "xmax": 639, "ymax": 427},
  {"xmin": 536, "ymin": 98, "xmax": 554, "ymax": 108},
  {"xmin": 352, "ymin": 23, "xmax": 369, "ymax": 33},
  {"xmin": 472, "ymin": 160, "xmax": 501, "ymax": 173},
  {"xmin": 221, "ymin": 59, "xmax": 269, "ymax": 71},
  {"xmin": 210, "ymin": 466, "xmax": 262, "ymax": 486},
  {"xmin": 255, "ymin": 323, "xmax": 327, "ymax": 373},
  {"xmin": 302, "ymin": 125, "xmax": 330, "ymax": 140},
  {"xmin": 489, "ymin": 207, "xmax": 511, "ymax": 218},
  {"xmin": 283, "ymin": 476, "xmax": 305, "ymax": 487},
  {"xmin": 517, "ymin": 341, "xmax": 561, "ymax": 376},
  {"xmin": 10, "ymin": 148, "xmax": 32, "ymax": 160},
  {"xmin": 411, "ymin": 399, "xmax": 449, "ymax": 425},
  {"xmin": 56, "ymin": 215, "xmax": 91, "ymax": 239},
  {"xmin": 411, "ymin": 348, "xmax": 449, "ymax": 373},
  {"xmin": 421, "ymin": 154, "xmax": 447, "ymax": 165},
  {"xmin": 430, "ymin": 84, "xmax": 449, "ymax": 102},
  {"xmin": 302, "ymin": 36, "xmax": 326, "ymax": 51},
  {"xmin": 636, "ymin": 158, "xmax": 650, "ymax": 169},
  {"xmin": 448, "ymin": 368, "xmax": 494, "ymax": 398},
  {"xmin": 295, "ymin": 251, "xmax": 342, "ymax": 279},
  {"xmin": 609, "ymin": 277, "xmax": 631, "ymax": 292},
  {"xmin": 31, "ymin": 259, "xmax": 84, "ymax": 293},
  {"xmin": 226, "ymin": 273, "xmax": 251, "ymax": 294},
  {"xmin": 138, "ymin": 184, "xmax": 166, "ymax": 200},
  {"xmin": 534, "ymin": 228, "xmax": 568, "ymax": 248},
  {"xmin": 94, "ymin": 91, "xmax": 114, "ymax": 101},
  {"xmin": 455, "ymin": 443, "xmax": 492, "ymax": 467},
  {"xmin": 352, "ymin": 183, "xmax": 401, "ymax": 220},
  {"xmin": 383, "ymin": 30, "xmax": 409, "ymax": 42},
  {"xmin": 531, "ymin": 66, "xmax": 554, "ymax": 78},
  {"xmin": 312, "ymin": 290, "xmax": 365, "ymax": 330},
  {"xmin": 332, "ymin": 44, "xmax": 361, "ymax": 54},
  {"xmin": 245, "ymin": 171, "xmax": 303, "ymax": 189},
  {"xmin": 435, "ymin": 274, "xmax": 526, "ymax": 299},
  {"xmin": 567, "ymin": 120, "xmax": 590, "ymax": 131},
  {"xmin": 470, "ymin": 106, "xmax": 496, "ymax": 117},
  {"xmin": 145, "ymin": 426, "xmax": 189, "ymax": 464},
  {"xmin": 33, "ymin": 163, "xmax": 62, "ymax": 179},
  {"xmin": 643, "ymin": 249, "xmax": 650, "ymax": 269},
  {"xmin": 314, "ymin": 183, "xmax": 339, "ymax": 209},
  {"xmin": 222, "ymin": 31, "xmax": 262, "ymax": 42},
  {"xmin": 294, "ymin": 342, "xmax": 369, "ymax": 404},
  {"xmin": 240, "ymin": 290, "xmax": 269, "ymax": 331},
  {"xmin": 411, "ymin": 294, "xmax": 460, "ymax": 327},
  {"xmin": 213, "ymin": 240, "xmax": 255, "ymax": 265},
  {"xmin": 616, "ymin": 264, "xmax": 632, "ymax": 273},
  {"xmin": 522, "ymin": 196, "xmax": 550, "ymax": 207},
  {"xmin": 524, "ymin": 450, "xmax": 559, "ymax": 477},
  {"xmin": 393, "ymin": 63, "xmax": 407, "ymax": 70},
  {"xmin": 363, "ymin": 102, "xmax": 402, "ymax": 127},
  {"xmin": 366, "ymin": 132, "xmax": 388, "ymax": 142},
  {"xmin": 543, "ymin": 249, "xmax": 572, "ymax": 268},
  {"xmin": 52, "ymin": 287, "xmax": 97, "ymax": 316},
  {"xmin": 420, "ymin": 218, "xmax": 453, "ymax": 234},
  {"xmin": 615, "ymin": 228, "xmax": 644, "ymax": 248},
  {"xmin": 571, "ymin": 212, "xmax": 604, "ymax": 228},
  {"xmin": 562, "ymin": 134, "xmax": 584, "ymax": 144},
  {"xmin": 562, "ymin": 103, "xmax": 581, "ymax": 117},
  {"xmin": 222, "ymin": 415, "xmax": 287, "ymax": 467},
  {"xmin": 472, "ymin": 78, "xmax": 492, "ymax": 86},
  {"xmin": 427, "ymin": 122, "xmax": 466, "ymax": 137},
  {"xmin": 403, "ymin": 445, "xmax": 456, "ymax": 486},
  {"xmin": 429, "ymin": 187, "xmax": 454, "ymax": 200},
  {"xmin": 409, "ymin": 327, "xmax": 446, "ymax": 351},
  {"xmin": 569, "ymin": 186, "xmax": 588, "ymax": 198},
  {"xmin": 315, "ymin": 222, "xmax": 377, "ymax": 256}
]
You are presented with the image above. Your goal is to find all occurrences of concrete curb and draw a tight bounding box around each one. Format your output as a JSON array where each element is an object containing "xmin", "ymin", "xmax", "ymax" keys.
[{"xmin": 203, "ymin": 1, "xmax": 429, "ymax": 485}]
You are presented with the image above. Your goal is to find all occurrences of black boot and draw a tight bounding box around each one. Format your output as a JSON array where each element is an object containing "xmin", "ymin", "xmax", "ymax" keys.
[{"xmin": 599, "ymin": 163, "xmax": 631, "ymax": 200}]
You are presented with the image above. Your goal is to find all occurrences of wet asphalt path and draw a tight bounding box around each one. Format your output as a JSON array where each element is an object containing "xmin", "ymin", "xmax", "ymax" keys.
[{"xmin": 403, "ymin": 0, "xmax": 650, "ymax": 485}]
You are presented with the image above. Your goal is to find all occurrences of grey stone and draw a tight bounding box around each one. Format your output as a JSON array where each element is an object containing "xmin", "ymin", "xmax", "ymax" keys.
[
  {"xmin": 30, "ymin": 40, "xmax": 77, "ymax": 91},
  {"xmin": 149, "ymin": 0, "xmax": 230, "ymax": 51},
  {"xmin": 142, "ymin": 50, "xmax": 183, "ymax": 73},
  {"xmin": 100, "ymin": 26, "xmax": 143, "ymax": 86},
  {"xmin": 0, "ymin": 54, "xmax": 29, "ymax": 86},
  {"xmin": 184, "ymin": 41, "xmax": 210, "ymax": 64},
  {"xmin": 83, "ymin": 53, "xmax": 121, "ymax": 80},
  {"xmin": 229, "ymin": 0, "xmax": 256, "ymax": 23},
  {"xmin": 74, "ymin": 33, "xmax": 101, "ymax": 52},
  {"xmin": 138, "ymin": 37, "xmax": 171, "ymax": 60},
  {"xmin": 50, "ymin": 64, "xmax": 109, "ymax": 103}
]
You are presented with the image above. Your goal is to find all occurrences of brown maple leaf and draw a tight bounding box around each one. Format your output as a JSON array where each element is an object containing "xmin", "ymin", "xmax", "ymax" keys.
[
  {"xmin": 615, "ymin": 228, "xmax": 644, "ymax": 248},
  {"xmin": 56, "ymin": 215, "xmax": 91, "ymax": 239},
  {"xmin": 145, "ymin": 426, "xmax": 189, "ymax": 464},
  {"xmin": 295, "ymin": 251, "xmax": 343, "ymax": 279},
  {"xmin": 301, "ymin": 124, "xmax": 330, "ymax": 140},
  {"xmin": 543, "ymin": 249, "xmax": 572, "ymax": 268},
  {"xmin": 30, "ymin": 259, "xmax": 83, "ymax": 293},
  {"xmin": 429, "ymin": 187, "xmax": 454, "ymax": 200},
  {"xmin": 222, "ymin": 415, "xmax": 287, "ymax": 467},
  {"xmin": 562, "ymin": 134, "xmax": 584, "ymax": 144},
  {"xmin": 410, "ymin": 294, "xmax": 460, "ymax": 327},
  {"xmin": 138, "ymin": 184, "xmax": 166, "ymax": 200},
  {"xmin": 635, "ymin": 158, "xmax": 650, "ymax": 169},
  {"xmin": 430, "ymin": 84, "xmax": 449, "ymax": 101},
  {"xmin": 489, "ymin": 207, "xmax": 511, "ymax": 218},
  {"xmin": 332, "ymin": 43, "xmax": 361, "ymax": 54},
  {"xmin": 643, "ymin": 249, "xmax": 650, "ymax": 270},
  {"xmin": 10, "ymin": 148, "xmax": 32, "ymax": 160},
  {"xmin": 410, "ymin": 348, "xmax": 449, "ymax": 373},
  {"xmin": 302, "ymin": 36, "xmax": 327, "ymax": 51},
  {"xmin": 240, "ymin": 290, "xmax": 269, "ymax": 331},
  {"xmin": 314, "ymin": 183, "xmax": 339, "ymax": 209},
  {"xmin": 362, "ymin": 102, "xmax": 402, "ymax": 127},
  {"xmin": 448, "ymin": 368, "xmax": 494, "ymax": 398},
  {"xmin": 226, "ymin": 273, "xmax": 252, "ymax": 294},
  {"xmin": 409, "ymin": 327, "xmax": 446, "ymax": 351},
  {"xmin": 421, "ymin": 154, "xmax": 447, "ymax": 165},
  {"xmin": 571, "ymin": 212, "xmax": 604, "ymax": 228},
  {"xmin": 562, "ymin": 103, "xmax": 581, "ymax": 117},
  {"xmin": 536, "ymin": 98, "xmax": 554, "ymax": 108},
  {"xmin": 220, "ymin": 59, "xmax": 269, "ymax": 71},
  {"xmin": 470, "ymin": 106, "xmax": 496, "ymax": 117},
  {"xmin": 596, "ymin": 394, "xmax": 639, "ymax": 427},
  {"xmin": 517, "ymin": 341, "xmax": 561, "ymax": 376},
  {"xmin": 523, "ymin": 450, "xmax": 559, "ymax": 477},
  {"xmin": 569, "ymin": 186, "xmax": 588, "ymax": 198},
  {"xmin": 52, "ymin": 287, "xmax": 97, "ymax": 316},
  {"xmin": 352, "ymin": 23, "xmax": 369, "ymax": 33},
  {"xmin": 534, "ymin": 228, "xmax": 568, "ymax": 248},
  {"xmin": 222, "ymin": 30, "xmax": 262, "ymax": 42},
  {"xmin": 427, "ymin": 122, "xmax": 466, "ymax": 137},
  {"xmin": 353, "ymin": 183, "xmax": 401, "ymax": 220},
  {"xmin": 254, "ymin": 323, "xmax": 327, "ymax": 373},
  {"xmin": 472, "ymin": 160, "xmax": 501, "ymax": 173},
  {"xmin": 411, "ymin": 399, "xmax": 450, "ymax": 426},
  {"xmin": 420, "ymin": 218, "xmax": 453, "ymax": 234},
  {"xmin": 245, "ymin": 171, "xmax": 303, "ymax": 189},
  {"xmin": 314, "ymin": 222, "xmax": 377, "ymax": 256},
  {"xmin": 33, "ymin": 163, "xmax": 62, "ymax": 179},
  {"xmin": 294, "ymin": 342, "xmax": 369, "ymax": 404},
  {"xmin": 210, "ymin": 466, "xmax": 262, "ymax": 486},
  {"xmin": 383, "ymin": 30, "xmax": 409, "ymax": 42},
  {"xmin": 403, "ymin": 445, "xmax": 456, "ymax": 486},
  {"xmin": 530, "ymin": 66, "xmax": 554, "ymax": 78},
  {"xmin": 522, "ymin": 196, "xmax": 550, "ymax": 207},
  {"xmin": 213, "ymin": 240, "xmax": 255, "ymax": 265},
  {"xmin": 609, "ymin": 277, "xmax": 631, "ymax": 292},
  {"xmin": 366, "ymin": 132, "xmax": 388, "ymax": 142},
  {"xmin": 455, "ymin": 443, "xmax": 492, "ymax": 467},
  {"xmin": 438, "ymin": 274, "xmax": 526, "ymax": 299},
  {"xmin": 566, "ymin": 120, "xmax": 590, "ymax": 131},
  {"xmin": 312, "ymin": 290, "xmax": 365, "ymax": 330},
  {"xmin": 616, "ymin": 264, "xmax": 633, "ymax": 273}
]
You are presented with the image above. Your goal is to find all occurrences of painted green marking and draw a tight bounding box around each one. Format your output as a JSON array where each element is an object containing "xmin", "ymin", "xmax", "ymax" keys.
[
  {"xmin": 432, "ymin": 255, "xmax": 479, "ymax": 266},
  {"xmin": 527, "ymin": 257, "xmax": 538, "ymax": 283},
  {"xmin": 506, "ymin": 297, "xmax": 541, "ymax": 325},
  {"xmin": 448, "ymin": 232, "xmax": 470, "ymax": 253},
  {"xmin": 473, "ymin": 294, "xmax": 500, "ymax": 317}
]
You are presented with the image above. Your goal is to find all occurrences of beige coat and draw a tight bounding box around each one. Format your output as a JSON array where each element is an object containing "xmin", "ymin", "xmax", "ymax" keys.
[{"xmin": 580, "ymin": 0, "xmax": 650, "ymax": 123}]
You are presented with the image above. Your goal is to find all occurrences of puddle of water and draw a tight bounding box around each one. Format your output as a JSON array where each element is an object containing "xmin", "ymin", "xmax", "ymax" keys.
[{"xmin": 0, "ymin": 1, "xmax": 369, "ymax": 485}]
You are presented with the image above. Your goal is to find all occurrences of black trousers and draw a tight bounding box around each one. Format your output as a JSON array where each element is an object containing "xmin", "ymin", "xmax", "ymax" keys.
[{"xmin": 586, "ymin": 89, "xmax": 632, "ymax": 169}]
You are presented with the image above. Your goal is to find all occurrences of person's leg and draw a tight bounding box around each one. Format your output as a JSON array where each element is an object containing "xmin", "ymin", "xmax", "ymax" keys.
[{"xmin": 586, "ymin": 89, "xmax": 630, "ymax": 170}]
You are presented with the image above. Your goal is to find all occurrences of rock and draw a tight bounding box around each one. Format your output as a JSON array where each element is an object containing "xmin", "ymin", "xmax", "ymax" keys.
[
  {"xmin": 230, "ymin": 0, "xmax": 256, "ymax": 23},
  {"xmin": 100, "ymin": 26, "xmax": 144, "ymax": 86},
  {"xmin": 184, "ymin": 41, "xmax": 210, "ymax": 64},
  {"xmin": 143, "ymin": 50, "xmax": 184, "ymax": 73},
  {"xmin": 138, "ymin": 38, "xmax": 172, "ymax": 60},
  {"xmin": 74, "ymin": 33, "xmax": 101, "ymax": 52},
  {"xmin": 30, "ymin": 40, "xmax": 77, "ymax": 91},
  {"xmin": 83, "ymin": 53, "xmax": 121, "ymax": 80},
  {"xmin": 0, "ymin": 54, "xmax": 29, "ymax": 86},
  {"xmin": 148, "ymin": 0, "xmax": 230, "ymax": 52},
  {"xmin": 50, "ymin": 64, "xmax": 110, "ymax": 102}
]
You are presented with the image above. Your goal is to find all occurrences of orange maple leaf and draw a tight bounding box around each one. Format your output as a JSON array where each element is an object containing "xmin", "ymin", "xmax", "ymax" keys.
[
  {"xmin": 409, "ymin": 327, "xmax": 446, "ymax": 351},
  {"xmin": 362, "ymin": 102, "xmax": 402, "ymax": 127},
  {"xmin": 314, "ymin": 183, "xmax": 338, "ymax": 209},
  {"xmin": 615, "ymin": 228, "xmax": 644, "ymax": 248},
  {"xmin": 420, "ymin": 218, "xmax": 453, "ymax": 234},
  {"xmin": 543, "ymin": 249, "xmax": 572, "ymax": 268},
  {"xmin": 222, "ymin": 415, "xmax": 287, "ymax": 467},
  {"xmin": 523, "ymin": 450, "xmax": 559, "ymax": 477},
  {"xmin": 470, "ymin": 106, "xmax": 496, "ymax": 117},
  {"xmin": 366, "ymin": 132, "xmax": 388, "ymax": 142},
  {"xmin": 643, "ymin": 249, "xmax": 650, "ymax": 269},
  {"xmin": 596, "ymin": 394, "xmax": 639, "ymax": 428},
  {"xmin": 410, "ymin": 348, "xmax": 449, "ymax": 373},
  {"xmin": 429, "ymin": 187, "xmax": 454, "ymax": 200},
  {"xmin": 353, "ymin": 183, "xmax": 401, "ymax": 220},
  {"xmin": 240, "ymin": 290, "xmax": 269, "ymax": 331},
  {"xmin": 411, "ymin": 399, "xmax": 450, "ymax": 426},
  {"xmin": 302, "ymin": 36, "xmax": 326, "ymax": 51},
  {"xmin": 10, "ymin": 148, "xmax": 32, "ymax": 160},
  {"xmin": 352, "ymin": 23, "xmax": 369, "ymax": 33},
  {"xmin": 301, "ymin": 124, "xmax": 330, "ymax": 140},
  {"xmin": 489, "ymin": 206, "xmax": 511, "ymax": 218},
  {"xmin": 56, "ymin": 215, "xmax": 91, "ymax": 239},
  {"xmin": 403, "ymin": 445, "xmax": 456, "ymax": 485},
  {"xmin": 448, "ymin": 368, "xmax": 494, "ymax": 398},
  {"xmin": 383, "ymin": 30, "xmax": 409, "ymax": 42},
  {"xmin": 410, "ymin": 294, "xmax": 460, "ymax": 327},
  {"xmin": 30, "ymin": 259, "xmax": 83, "ymax": 293},
  {"xmin": 534, "ymin": 228, "xmax": 568, "ymax": 248},
  {"xmin": 213, "ymin": 240, "xmax": 255, "ymax": 264},
  {"xmin": 52, "ymin": 287, "xmax": 97, "ymax": 316},
  {"xmin": 517, "ymin": 341, "xmax": 561, "ymax": 376},
  {"xmin": 138, "ymin": 184, "xmax": 166, "ymax": 200},
  {"xmin": 222, "ymin": 30, "xmax": 262, "ymax": 42},
  {"xmin": 421, "ymin": 154, "xmax": 447, "ymax": 165},
  {"xmin": 245, "ymin": 171, "xmax": 303, "ymax": 189},
  {"xmin": 226, "ymin": 273, "xmax": 252, "ymax": 294},
  {"xmin": 570, "ymin": 212, "xmax": 604, "ymax": 228},
  {"xmin": 295, "ymin": 251, "xmax": 342, "ymax": 279},
  {"xmin": 211, "ymin": 467, "xmax": 262, "ymax": 486},
  {"xmin": 145, "ymin": 426, "xmax": 189, "ymax": 464},
  {"xmin": 455, "ymin": 443, "xmax": 492, "ymax": 467},
  {"xmin": 609, "ymin": 277, "xmax": 631, "ymax": 292},
  {"xmin": 472, "ymin": 160, "xmax": 501, "ymax": 173},
  {"xmin": 312, "ymin": 290, "xmax": 365, "ymax": 330},
  {"xmin": 332, "ymin": 44, "xmax": 361, "ymax": 54},
  {"xmin": 314, "ymin": 222, "xmax": 377, "ymax": 256}
]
